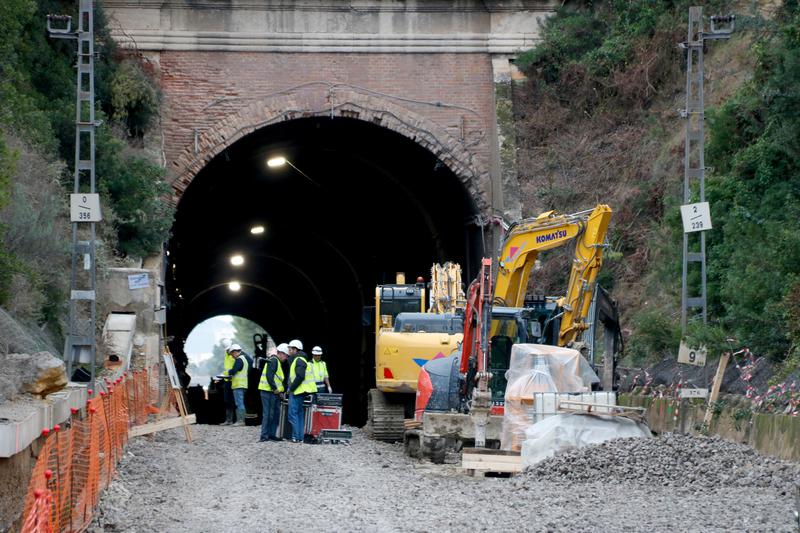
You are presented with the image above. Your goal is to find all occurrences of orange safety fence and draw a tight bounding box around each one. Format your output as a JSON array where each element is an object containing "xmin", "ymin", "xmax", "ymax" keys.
[{"xmin": 20, "ymin": 364, "xmax": 164, "ymax": 533}]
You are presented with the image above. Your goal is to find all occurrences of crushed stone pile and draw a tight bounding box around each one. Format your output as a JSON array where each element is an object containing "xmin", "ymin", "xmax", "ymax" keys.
[{"xmin": 524, "ymin": 432, "xmax": 800, "ymax": 494}]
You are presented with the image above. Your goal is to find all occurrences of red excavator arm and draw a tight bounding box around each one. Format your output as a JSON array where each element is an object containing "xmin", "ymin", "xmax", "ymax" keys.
[{"xmin": 459, "ymin": 258, "xmax": 493, "ymax": 394}]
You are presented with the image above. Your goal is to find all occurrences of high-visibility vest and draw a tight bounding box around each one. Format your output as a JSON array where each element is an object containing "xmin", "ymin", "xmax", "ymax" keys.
[
  {"xmin": 259, "ymin": 356, "xmax": 285, "ymax": 392},
  {"xmin": 223, "ymin": 352, "xmax": 234, "ymax": 380},
  {"xmin": 289, "ymin": 356, "xmax": 317, "ymax": 394},
  {"xmin": 311, "ymin": 360, "xmax": 328, "ymax": 384},
  {"xmin": 230, "ymin": 354, "xmax": 249, "ymax": 389}
]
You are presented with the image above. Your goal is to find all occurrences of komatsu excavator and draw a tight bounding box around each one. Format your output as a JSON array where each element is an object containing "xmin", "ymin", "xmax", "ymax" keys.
[{"xmin": 367, "ymin": 205, "xmax": 618, "ymax": 446}]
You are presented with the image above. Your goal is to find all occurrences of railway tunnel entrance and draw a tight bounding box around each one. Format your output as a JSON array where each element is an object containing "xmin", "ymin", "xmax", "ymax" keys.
[{"xmin": 166, "ymin": 117, "xmax": 484, "ymax": 424}]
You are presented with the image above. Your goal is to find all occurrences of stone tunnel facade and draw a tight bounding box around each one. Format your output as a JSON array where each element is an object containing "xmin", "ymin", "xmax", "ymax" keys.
[{"xmin": 105, "ymin": 0, "xmax": 558, "ymax": 223}]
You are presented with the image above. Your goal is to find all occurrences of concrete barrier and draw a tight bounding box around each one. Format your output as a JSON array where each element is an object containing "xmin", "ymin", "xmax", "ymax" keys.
[{"xmin": 0, "ymin": 384, "xmax": 87, "ymax": 458}]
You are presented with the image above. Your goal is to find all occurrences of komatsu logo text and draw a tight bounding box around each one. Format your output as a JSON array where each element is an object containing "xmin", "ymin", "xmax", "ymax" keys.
[{"xmin": 536, "ymin": 229, "xmax": 568, "ymax": 243}]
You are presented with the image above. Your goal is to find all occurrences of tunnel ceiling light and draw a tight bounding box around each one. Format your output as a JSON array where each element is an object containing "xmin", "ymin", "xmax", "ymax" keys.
[
  {"xmin": 267, "ymin": 156, "xmax": 287, "ymax": 168},
  {"xmin": 250, "ymin": 225, "xmax": 265, "ymax": 235},
  {"xmin": 230, "ymin": 254, "xmax": 245, "ymax": 266},
  {"xmin": 228, "ymin": 281, "xmax": 241, "ymax": 292},
  {"xmin": 266, "ymin": 156, "xmax": 320, "ymax": 187}
]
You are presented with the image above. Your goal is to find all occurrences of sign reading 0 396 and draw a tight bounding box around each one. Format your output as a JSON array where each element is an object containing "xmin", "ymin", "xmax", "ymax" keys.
[{"xmin": 70, "ymin": 193, "xmax": 102, "ymax": 222}]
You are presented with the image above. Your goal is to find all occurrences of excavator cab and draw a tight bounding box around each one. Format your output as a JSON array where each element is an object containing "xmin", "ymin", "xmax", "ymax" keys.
[{"xmin": 485, "ymin": 308, "xmax": 545, "ymax": 406}]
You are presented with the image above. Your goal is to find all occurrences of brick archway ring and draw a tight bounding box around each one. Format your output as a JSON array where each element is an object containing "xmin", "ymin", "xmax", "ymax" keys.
[{"xmin": 169, "ymin": 88, "xmax": 489, "ymax": 212}]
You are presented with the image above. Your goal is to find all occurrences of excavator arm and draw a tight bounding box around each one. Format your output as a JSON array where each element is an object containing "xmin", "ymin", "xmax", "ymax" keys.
[
  {"xmin": 557, "ymin": 206, "xmax": 612, "ymax": 345},
  {"xmin": 494, "ymin": 204, "xmax": 612, "ymax": 345}
]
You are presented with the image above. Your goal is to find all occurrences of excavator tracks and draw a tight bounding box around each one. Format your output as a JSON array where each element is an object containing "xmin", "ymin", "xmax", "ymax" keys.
[{"xmin": 366, "ymin": 389, "xmax": 405, "ymax": 442}]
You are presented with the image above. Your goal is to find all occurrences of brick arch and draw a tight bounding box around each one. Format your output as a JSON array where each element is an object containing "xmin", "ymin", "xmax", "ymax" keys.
[{"xmin": 169, "ymin": 87, "xmax": 489, "ymax": 212}]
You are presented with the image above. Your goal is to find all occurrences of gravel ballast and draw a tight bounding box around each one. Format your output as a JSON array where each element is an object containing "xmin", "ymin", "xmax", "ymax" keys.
[
  {"xmin": 89, "ymin": 426, "xmax": 799, "ymax": 532},
  {"xmin": 524, "ymin": 433, "xmax": 799, "ymax": 494}
]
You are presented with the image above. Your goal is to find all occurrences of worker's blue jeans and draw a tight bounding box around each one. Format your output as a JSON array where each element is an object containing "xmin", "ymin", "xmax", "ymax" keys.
[
  {"xmin": 260, "ymin": 391, "xmax": 280, "ymax": 440},
  {"xmin": 232, "ymin": 388, "xmax": 246, "ymax": 411},
  {"xmin": 288, "ymin": 392, "xmax": 306, "ymax": 441}
]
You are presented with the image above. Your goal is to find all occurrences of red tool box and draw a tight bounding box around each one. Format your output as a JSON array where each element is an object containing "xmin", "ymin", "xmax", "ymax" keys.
[{"xmin": 309, "ymin": 405, "xmax": 342, "ymax": 437}]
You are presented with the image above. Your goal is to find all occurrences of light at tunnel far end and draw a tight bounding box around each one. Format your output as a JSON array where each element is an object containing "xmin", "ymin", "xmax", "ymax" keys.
[{"xmin": 228, "ymin": 281, "xmax": 241, "ymax": 292}]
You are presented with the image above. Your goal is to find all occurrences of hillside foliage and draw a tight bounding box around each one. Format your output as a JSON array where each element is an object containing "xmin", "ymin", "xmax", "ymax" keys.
[
  {"xmin": 0, "ymin": 0, "xmax": 172, "ymax": 338},
  {"xmin": 516, "ymin": 0, "xmax": 798, "ymax": 363}
]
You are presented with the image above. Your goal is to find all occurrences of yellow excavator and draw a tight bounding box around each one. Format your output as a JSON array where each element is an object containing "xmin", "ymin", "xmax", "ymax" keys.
[
  {"xmin": 367, "ymin": 267, "xmax": 465, "ymax": 440},
  {"xmin": 367, "ymin": 204, "xmax": 616, "ymax": 443}
]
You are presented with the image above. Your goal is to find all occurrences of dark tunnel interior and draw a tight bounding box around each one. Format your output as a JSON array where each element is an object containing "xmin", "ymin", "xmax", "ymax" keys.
[{"xmin": 166, "ymin": 117, "xmax": 483, "ymax": 424}]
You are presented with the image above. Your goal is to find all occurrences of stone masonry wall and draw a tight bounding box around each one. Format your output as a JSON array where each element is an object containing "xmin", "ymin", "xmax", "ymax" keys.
[
  {"xmin": 152, "ymin": 51, "xmax": 496, "ymax": 210},
  {"xmin": 620, "ymin": 394, "xmax": 800, "ymax": 461}
]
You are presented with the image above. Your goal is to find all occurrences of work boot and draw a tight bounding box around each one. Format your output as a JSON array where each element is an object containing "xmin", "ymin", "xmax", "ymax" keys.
[
  {"xmin": 222, "ymin": 409, "xmax": 233, "ymax": 425},
  {"xmin": 233, "ymin": 410, "xmax": 246, "ymax": 426}
]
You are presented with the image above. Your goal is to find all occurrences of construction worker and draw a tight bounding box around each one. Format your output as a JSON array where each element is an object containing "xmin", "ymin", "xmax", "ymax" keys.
[
  {"xmin": 221, "ymin": 338, "xmax": 236, "ymax": 425},
  {"xmin": 310, "ymin": 346, "xmax": 332, "ymax": 394},
  {"xmin": 222, "ymin": 344, "xmax": 249, "ymax": 426},
  {"xmin": 286, "ymin": 339, "xmax": 316, "ymax": 442},
  {"xmin": 258, "ymin": 343, "xmax": 288, "ymax": 442}
]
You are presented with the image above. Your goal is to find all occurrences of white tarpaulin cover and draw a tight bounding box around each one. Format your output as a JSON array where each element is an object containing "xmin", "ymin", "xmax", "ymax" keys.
[
  {"xmin": 501, "ymin": 344, "xmax": 600, "ymax": 450},
  {"xmin": 521, "ymin": 413, "xmax": 652, "ymax": 466}
]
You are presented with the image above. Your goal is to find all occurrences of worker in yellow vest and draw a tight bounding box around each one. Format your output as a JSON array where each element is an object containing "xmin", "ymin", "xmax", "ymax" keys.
[
  {"xmin": 310, "ymin": 346, "xmax": 332, "ymax": 394},
  {"xmin": 258, "ymin": 343, "xmax": 288, "ymax": 442},
  {"xmin": 222, "ymin": 344, "xmax": 250, "ymax": 426},
  {"xmin": 287, "ymin": 339, "xmax": 316, "ymax": 442},
  {"xmin": 221, "ymin": 338, "xmax": 236, "ymax": 425}
]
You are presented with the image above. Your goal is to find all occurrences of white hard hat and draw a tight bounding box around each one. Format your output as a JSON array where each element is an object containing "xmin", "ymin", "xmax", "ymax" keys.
[
  {"xmin": 311, "ymin": 346, "xmax": 323, "ymax": 355},
  {"xmin": 288, "ymin": 339, "xmax": 303, "ymax": 350},
  {"xmin": 276, "ymin": 342, "xmax": 290, "ymax": 354},
  {"xmin": 221, "ymin": 338, "xmax": 233, "ymax": 350},
  {"xmin": 229, "ymin": 343, "xmax": 242, "ymax": 352}
]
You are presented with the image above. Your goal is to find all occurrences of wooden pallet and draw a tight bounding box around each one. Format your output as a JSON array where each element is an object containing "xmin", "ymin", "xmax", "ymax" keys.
[
  {"xmin": 403, "ymin": 419, "xmax": 422, "ymax": 430},
  {"xmin": 461, "ymin": 448, "xmax": 522, "ymax": 477}
]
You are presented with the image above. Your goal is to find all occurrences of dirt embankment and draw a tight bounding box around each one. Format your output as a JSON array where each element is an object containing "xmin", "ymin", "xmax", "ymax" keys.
[{"xmin": 90, "ymin": 426, "xmax": 797, "ymax": 532}]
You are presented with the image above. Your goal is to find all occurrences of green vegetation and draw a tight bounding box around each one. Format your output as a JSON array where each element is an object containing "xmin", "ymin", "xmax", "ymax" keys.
[
  {"xmin": 187, "ymin": 341, "xmax": 227, "ymax": 381},
  {"xmin": 517, "ymin": 1, "xmax": 798, "ymax": 365},
  {"xmin": 705, "ymin": 4, "xmax": 800, "ymax": 360},
  {"xmin": 0, "ymin": 0, "xmax": 172, "ymax": 338},
  {"xmin": 185, "ymin": 317, "xmax": 271, "ymax": 381},
  {"xmin": 516, "ymin": 0, "xmax": 704, "ymax": 115}
]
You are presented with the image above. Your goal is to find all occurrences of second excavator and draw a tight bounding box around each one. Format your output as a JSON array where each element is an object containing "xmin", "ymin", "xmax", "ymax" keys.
[{"xmin": 367, "ymin": 204, "xmax": 619, "ymax": 448}]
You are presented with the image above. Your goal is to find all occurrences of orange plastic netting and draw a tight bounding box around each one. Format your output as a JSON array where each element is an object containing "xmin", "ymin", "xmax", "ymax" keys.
[{"xmin": 20, "ymin": 364, "xmax": 161, "ymax": 533}]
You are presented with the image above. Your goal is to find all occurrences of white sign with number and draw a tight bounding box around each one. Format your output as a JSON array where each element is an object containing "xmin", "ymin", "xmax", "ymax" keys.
[
  {"xmin": 680, "ymin": 202, "xmax": 712, "ymax": 233},
  {"xmin": 70, "ymin": 193, "xmax": 102, "ymax": 222},
  {"xmin": 163, "ymin": 353, "xmax": 181, "ymax": 390},
  {"xmin": 128, "ymin": 273, "xmax": 150, "ymax": 290},
  {"xmin": 678, "ymin": 341, "xmax": 707, "ymax": 367},
  {"xmin": 680, "ymin": 388, "xmax": 709, "ymax": 399}
]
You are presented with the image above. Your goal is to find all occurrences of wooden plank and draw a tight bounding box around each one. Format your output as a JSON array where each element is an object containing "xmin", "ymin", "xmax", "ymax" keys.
[
  {"xmin": 130, "ymin": 414, "xmax": 196, "ymax": 437},
  {"xmin": 175, "ymin": 389, "xmax": 193, "ymax": 444},
  {"xmin": 703, "ymin": 352, "xmax": 730, "ymax": 426},
  {"xmin": 462, "ymin": 448, "xmax": 520, "ymax": 456},
  {"xmin": 462, "ymin": 454, "xmax": 522, "ymax": 465},
  {"xmin": 462, "ymin": 461, "xmax": 522, "ymax": 472},
  {"xmin": 462, "ymin": 448, "xmax": 523, "ymax": 473}
]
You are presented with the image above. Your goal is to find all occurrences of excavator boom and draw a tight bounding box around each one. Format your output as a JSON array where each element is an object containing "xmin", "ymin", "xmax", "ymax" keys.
[{"xmin": 494, "ymin": 204, "xmax": 612, "ymax": 345}]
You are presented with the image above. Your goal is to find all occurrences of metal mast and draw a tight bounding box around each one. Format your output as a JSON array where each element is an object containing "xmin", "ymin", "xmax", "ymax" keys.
[
  {"xmin": 679, "ymin": 7, "xmax": 734, "ymax": 335},
  {"xmin": 48, "ymin": 1, "xmax": 100, "ymax": 384}
]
